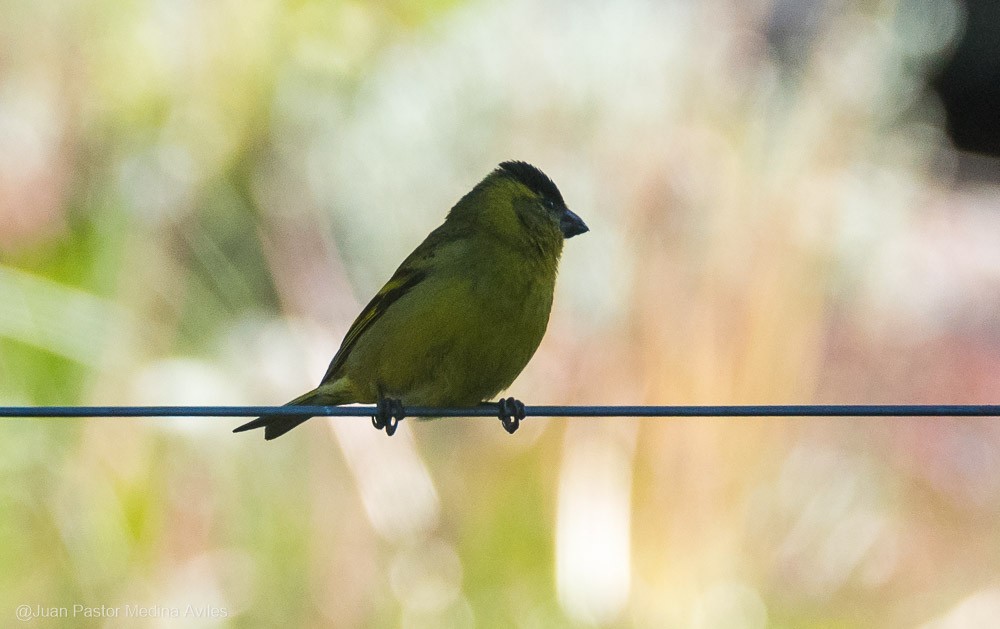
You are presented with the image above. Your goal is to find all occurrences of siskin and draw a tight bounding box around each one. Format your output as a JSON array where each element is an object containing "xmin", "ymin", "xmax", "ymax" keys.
[{"xmin": 234, "ymin": 161, "xmax": 587, "ymax": 439}]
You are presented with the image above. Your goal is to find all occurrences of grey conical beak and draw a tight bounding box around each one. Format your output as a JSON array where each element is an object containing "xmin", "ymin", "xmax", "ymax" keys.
[{"xmin": 559, "ymin": 208, "xmax": 589, "ymax": 238}]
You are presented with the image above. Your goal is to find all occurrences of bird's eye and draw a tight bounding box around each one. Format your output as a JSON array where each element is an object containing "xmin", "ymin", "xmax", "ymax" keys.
[{"xmin": 541, "ymin": 198, "xmax": 557, "ymax": 211}]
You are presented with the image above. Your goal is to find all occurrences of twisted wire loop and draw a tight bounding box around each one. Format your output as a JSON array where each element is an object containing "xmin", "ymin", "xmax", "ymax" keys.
[{"xmin": 1, "ymin": 405, "xmax": 999, "ymax": 418}]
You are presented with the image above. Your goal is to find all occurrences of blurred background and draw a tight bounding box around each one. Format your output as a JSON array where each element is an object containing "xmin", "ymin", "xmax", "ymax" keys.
[{"xmin": 2, "ymin": 0, "xmax": 1000, "ymax": 626}]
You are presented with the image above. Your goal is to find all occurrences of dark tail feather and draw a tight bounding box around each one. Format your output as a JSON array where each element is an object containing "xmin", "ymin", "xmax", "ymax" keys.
[
  {"xmin": 233, "ymin": 414, "xmax": 312, "ymax": 440},
  {"xmin": 234, "ymin": 385, "xmax": 349, "ymax": 440}
]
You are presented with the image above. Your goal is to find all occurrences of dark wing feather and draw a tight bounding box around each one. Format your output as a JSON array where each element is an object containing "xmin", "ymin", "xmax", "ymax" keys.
[
  {"xmin": 320, "ymin": 216, "xmax": 473, "ymax": 384},
  {"xmin": 321, "ymin": 266, "xmax": 427, "ymax": 383}
]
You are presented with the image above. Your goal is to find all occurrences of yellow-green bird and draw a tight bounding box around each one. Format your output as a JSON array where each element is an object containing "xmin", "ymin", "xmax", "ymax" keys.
[{"xmin": 234, "ymin": 161, "xmax": 587, "ymax": 439}]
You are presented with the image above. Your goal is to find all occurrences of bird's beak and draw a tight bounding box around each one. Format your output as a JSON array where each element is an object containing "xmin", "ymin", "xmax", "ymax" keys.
[{"xmin": 559, "ymin": 208, "xmax": 589, "ymax": 239}]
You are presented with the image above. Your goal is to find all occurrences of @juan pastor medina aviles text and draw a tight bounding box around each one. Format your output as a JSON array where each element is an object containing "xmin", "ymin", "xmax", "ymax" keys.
[{"xmin": 15, "ymin": 603, "xmax": 229, "ymax": 621}]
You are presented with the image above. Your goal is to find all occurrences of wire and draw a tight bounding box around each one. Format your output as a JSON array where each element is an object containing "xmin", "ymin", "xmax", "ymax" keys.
[{"xmin": 1, "ymin": 405, "xmax": 998, "ymax": 418}]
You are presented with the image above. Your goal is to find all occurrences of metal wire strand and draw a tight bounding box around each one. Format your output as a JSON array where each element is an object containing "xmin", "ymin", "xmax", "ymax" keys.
[{"xmin": 1, "ymin": 404, "xmax": 999, "ymax": 418}]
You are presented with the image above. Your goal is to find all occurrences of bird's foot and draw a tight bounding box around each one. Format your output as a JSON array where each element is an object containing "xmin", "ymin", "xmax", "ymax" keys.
[
  {"xmin": 498, "ymin": 397, "xmax": 526, "ymax": 434},
  {"xmin": 372, "ymin": 397, "xmax": 405, "ymax": 436}
]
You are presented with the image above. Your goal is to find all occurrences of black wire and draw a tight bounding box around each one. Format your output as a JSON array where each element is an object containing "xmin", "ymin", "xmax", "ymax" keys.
[{"xmin": 0, "ymin": 405, "xmax": 998, "ymax": 418}]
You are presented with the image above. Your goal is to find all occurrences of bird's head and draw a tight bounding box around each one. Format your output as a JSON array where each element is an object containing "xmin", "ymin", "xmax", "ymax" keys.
[{"xmin": 450, "ymin": 161, "xmax": 588, "ymax": 258}]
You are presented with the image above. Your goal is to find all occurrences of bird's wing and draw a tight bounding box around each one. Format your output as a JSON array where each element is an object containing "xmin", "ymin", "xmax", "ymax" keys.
[
  {"xmin": 321, "ymin": 265, "xmax": 428, "ymax": 383},
  {"xmin": 319, "ymin": 227, "xmax": 462, "ymax": 383}
]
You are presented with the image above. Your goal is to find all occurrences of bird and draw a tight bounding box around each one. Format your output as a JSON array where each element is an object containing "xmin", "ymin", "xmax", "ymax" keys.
[{"xmin": 234, "ymin": 161, "xmax": 588, "ymax": 439}]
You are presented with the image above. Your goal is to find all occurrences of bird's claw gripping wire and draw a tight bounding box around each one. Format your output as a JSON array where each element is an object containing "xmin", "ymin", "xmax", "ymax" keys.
[
  {"xmin": 372, "ymin": 397, "xmax": 405, "ymax": 436},
  {"xmin": 498, "ymin": 397, "xmax": 526, "ymax": 434}
]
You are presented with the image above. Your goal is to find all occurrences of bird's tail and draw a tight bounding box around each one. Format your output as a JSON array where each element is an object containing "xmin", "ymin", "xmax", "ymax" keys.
[{"xmin": 233, "ymin": 380, "xmax": 353, "ymax": 440}]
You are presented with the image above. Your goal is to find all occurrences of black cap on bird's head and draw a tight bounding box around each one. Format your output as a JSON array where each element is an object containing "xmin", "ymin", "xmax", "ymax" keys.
[{"xmin": 498, "ymin": 161, "xmax": 589, "ymax": 239}]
